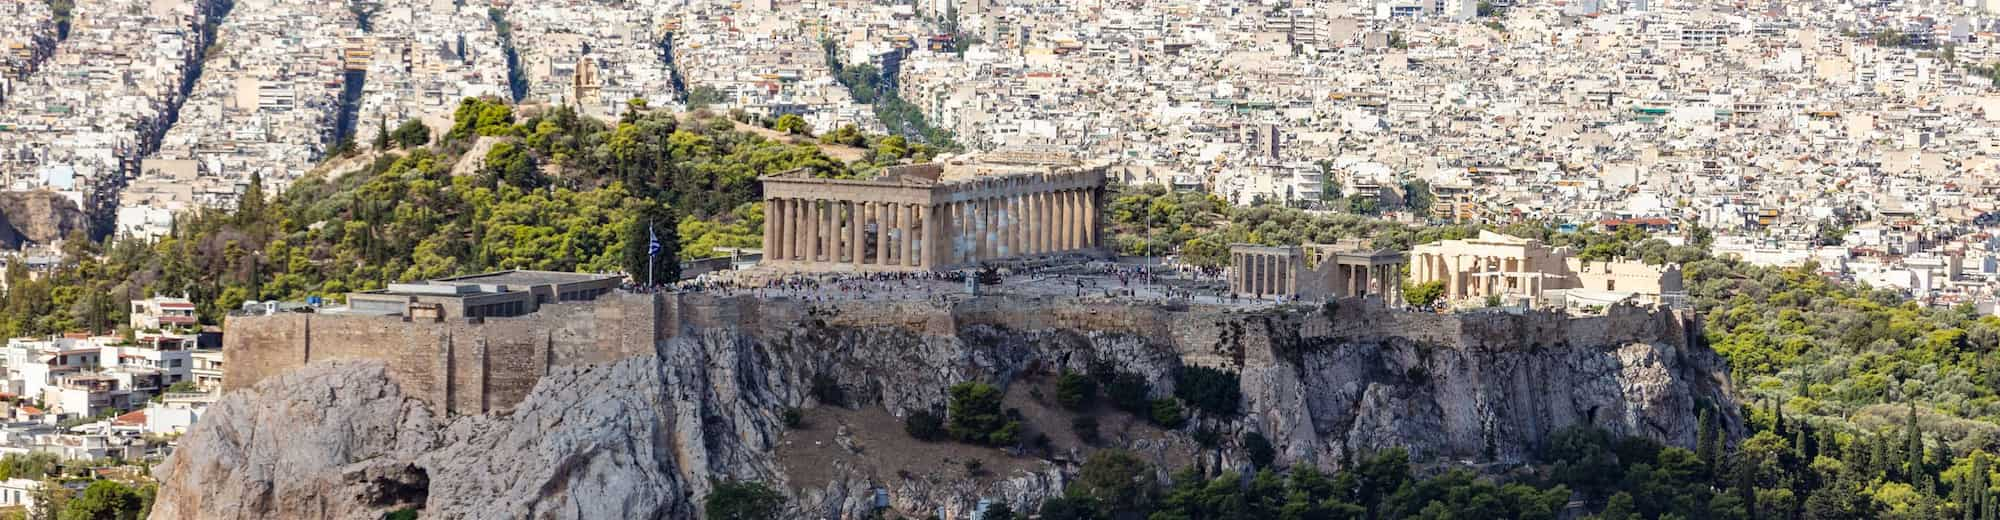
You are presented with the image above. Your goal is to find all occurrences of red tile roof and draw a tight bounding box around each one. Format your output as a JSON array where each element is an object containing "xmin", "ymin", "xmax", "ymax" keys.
[{"xmin": 112, "ymin": 409, "xmax": 145, "ymax": 427}]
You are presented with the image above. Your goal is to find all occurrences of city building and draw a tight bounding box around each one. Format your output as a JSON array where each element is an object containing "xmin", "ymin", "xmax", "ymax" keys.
[{"xmin": 129, "ymin": 296, "xmax": 198, "ymax": 331}]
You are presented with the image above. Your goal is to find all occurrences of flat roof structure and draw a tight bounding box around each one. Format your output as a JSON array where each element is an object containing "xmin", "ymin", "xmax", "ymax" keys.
[{"xmin": 345, "ymin": 270, "xmax": 624, "ymax": 319}]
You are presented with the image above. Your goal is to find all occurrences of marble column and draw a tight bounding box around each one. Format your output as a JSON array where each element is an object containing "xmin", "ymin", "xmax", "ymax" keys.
[
  {"xmin": 788, "ymin": 201, "xmax": 804, "ymax": 262},
  {"xmin": 804, "ymin": 200, "xmax": 821, "ymax": 263},
  {"xmin": 1061, "ymin": 190, "xmax": 1077, "ymax": 251},
  {"xmin": 870, "ymin": 203, "xmax": 886, "ymax": 266},
  {"xmin": 956, "ymin": 201, "xmax": 971, "ymax": 264},
  {"xmin": 1000, "ymin": 195, "xmax": 1015, "ymax": 258},
  {"xmin": 919, "ymin": 204, "xmax": 936, "ymax": 267},
  {"xmin": 1074, "ymin": 190, "xmax": 1088, "ymax": 250},
  {"xmin": 1038, "ymin": 191, "xmax": 1053, "ymax": 254},
  {"xmin": 1243, "ymin": 253, "xmax": 1253, "ymax": 295},
  {"xmin": 833, "ymin": 202, "xmax": 848, "ymax": 263},
  {"xmin": 764, "ymin": 199, "xmax": 778, "ymax": 262},
  {"xmin": 1083, "ymin": 189, "xmax": 1098, "ymax": 248},
  {"xmin": 986, "ymin": 198, "xmax": 1000, "ymax": 260}
]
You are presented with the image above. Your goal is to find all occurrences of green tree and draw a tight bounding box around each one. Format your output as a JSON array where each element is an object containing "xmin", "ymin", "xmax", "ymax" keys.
[
  {"xmin": 1055, "ymin": 371, "xmax": 1097, "ymax": 410},
  {"xmin": 947, "ymin": 382, "xmax": 1020, "ymax": 446},
  {"xmin": 1403, "ymin": 280, "xmax": 1445, "ymax": 308},
  {"xmin": 372, "ymin": 118, "xmax": 391, "ymax": 150},
  {"xmin": 391, "ymin": 119, "xmax": 430, "ymax": 149},
  {"xmin": 29, "ymin": 478, "xmax": 69, "ymax": 520},
  {"xmin": 59, "ymin": 480, "xmax": 141, "ymax": 520},
  {"xmin": 1069, "ymin": 450, "xmax": 1156, "ymax": 517},
  {"xmin": 687, "ymin": 86, "xmax": 723, "ymax": 109},
  {"xmin": 984, "ymin": 501, "xmax": 1015, "ymax": 520},
  {"xmin": 704, "ymin": 480, "xmax": 783, "ymax": 520},
  {"xmin": 772, "ymin": 114, "xmax": 811, "ymax": 136},
  {"xmin": 1244, "ymin": 431, "xmax": 1276, "ymax": 468},
  {"xmin": 1172, "ymin": 365, "xmax": 1240, "ymax": 416}
]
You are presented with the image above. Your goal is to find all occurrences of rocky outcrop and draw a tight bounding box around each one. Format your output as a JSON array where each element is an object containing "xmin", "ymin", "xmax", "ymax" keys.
[
  {"xmin": 153, "ymin": 298, "xmax": 1740, "ymax": 520},
  {"xmin": 148, "ymin": 360, "xmax": 440, "ymax": 520},
  {"xmin": 0, "ymin": 190, "xmax": 88, "ymax": 248}
]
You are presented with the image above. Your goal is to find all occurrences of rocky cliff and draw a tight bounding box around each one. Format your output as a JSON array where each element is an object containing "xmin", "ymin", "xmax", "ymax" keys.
[
  {"xmin": 0, "ymin": 190, "xmax": 88, "ymax": 248},
  {"xmin": 151, "ymin": 296, "xmax": 1741, "ymax": 520}
]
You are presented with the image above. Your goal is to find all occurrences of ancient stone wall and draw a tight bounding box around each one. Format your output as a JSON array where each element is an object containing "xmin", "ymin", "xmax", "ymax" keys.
[
  {"xmin": 221, "ymin": 293, "xmax": 662, "ymax": 415},
  {"xmin": 224, "ymin": 291, "xmax": 1696, "ymax": 416}
]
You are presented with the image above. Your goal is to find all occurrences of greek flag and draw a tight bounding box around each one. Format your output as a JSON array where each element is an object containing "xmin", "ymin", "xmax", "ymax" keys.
[{"xmin": 647, "ymin": 224, "xmax": 661, "ymax": 257}]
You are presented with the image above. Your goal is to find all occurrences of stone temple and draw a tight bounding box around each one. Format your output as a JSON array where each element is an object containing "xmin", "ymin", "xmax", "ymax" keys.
[{"xmin": 759, "ymin": 151, "xmax": 1109, "ymax": 272}]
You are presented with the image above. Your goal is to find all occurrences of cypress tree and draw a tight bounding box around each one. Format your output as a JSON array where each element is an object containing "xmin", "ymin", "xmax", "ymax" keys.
[
  {"xmin": 1774, "ymin": 399, "xmax": 1788, "ymax": 438},
  {"xmin": 1909, "ymin": 402, "xmax": 1926, "ymax": 482},
  {"xmin": 1698, "ymin": 409, "xmax": 1721, "ymax": 472}
]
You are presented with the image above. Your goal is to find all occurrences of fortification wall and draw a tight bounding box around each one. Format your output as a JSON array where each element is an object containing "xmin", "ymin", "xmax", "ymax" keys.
[
  {"xmin": 221, "ymin": 293, "xmax": 661, "ymax": 415},
  {"xmin": 224, "ymin": 292, "xmax": 1695, "ymax": 415}
]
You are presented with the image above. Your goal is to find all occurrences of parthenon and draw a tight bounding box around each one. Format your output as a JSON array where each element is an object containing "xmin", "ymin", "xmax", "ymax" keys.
[{"xmin": 759, "ymin": 152, "xmax": 1108, "ymax": 272}]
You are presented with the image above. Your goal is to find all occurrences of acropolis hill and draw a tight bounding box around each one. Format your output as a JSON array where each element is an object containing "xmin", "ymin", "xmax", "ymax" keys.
[{"xmin": 177, "ymin": 285, "xmax": 1742, "ymax": 519}]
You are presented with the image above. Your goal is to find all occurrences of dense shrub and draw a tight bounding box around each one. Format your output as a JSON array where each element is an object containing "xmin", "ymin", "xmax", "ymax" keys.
[
  {"xmin": 810, "ymin": 372, "xmax": 846, "ymax": 407},
  {"xmin": 1106, "ymin": 372, "xmax": 1152, "ymax": 415},
  {"xmin": 947, "ymin": 382, "xmax": 1021, "ymax": 446},
  {"xmin": 1072, "ymin": 416, "xmax": 1101, "ymax": 444},
  {"xmin": 905, "ymin": 410, "xmax": 945, "ymax": 441},
  {"xmin": 1149, "ymin": 399, "xmax": 1186, "ymax": 428},
  {"xmin": 705, "ymin": 480, "xmax": 783, "ymax": 520},
  {"xmin": 1055, "ymin": 371, "xmax": 1097, "ymax": 410},
  {"xmin": 1244, "ymin": 432, "xmax": 1276, "ymax": 468},
  {"xmin": 1173, "ymin": 365, "xmax": 1241, "ymax": 416}
]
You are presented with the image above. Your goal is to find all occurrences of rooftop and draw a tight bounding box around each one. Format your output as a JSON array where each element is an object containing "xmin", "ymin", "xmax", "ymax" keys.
[{"xmin": 428, "ymin": 270, "xmax": 624, "ymax": 287}]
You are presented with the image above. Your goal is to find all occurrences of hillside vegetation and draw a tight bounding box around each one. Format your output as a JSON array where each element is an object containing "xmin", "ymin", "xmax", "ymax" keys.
[{"xmin": 0, "ymin": 99, "xmax": 928, "ymax": 334}]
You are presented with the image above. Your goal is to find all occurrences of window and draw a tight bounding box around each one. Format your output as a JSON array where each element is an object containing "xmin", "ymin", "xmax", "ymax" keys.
[{"xmin": 170, "ymin": 359, "xmax": 183, "ymax": 368}]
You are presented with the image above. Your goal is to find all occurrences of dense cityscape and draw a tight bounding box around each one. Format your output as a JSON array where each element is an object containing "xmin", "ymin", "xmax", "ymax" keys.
[{"xmin": 4, "ymin": 0, "xmax": 2000, "ymax": 518}]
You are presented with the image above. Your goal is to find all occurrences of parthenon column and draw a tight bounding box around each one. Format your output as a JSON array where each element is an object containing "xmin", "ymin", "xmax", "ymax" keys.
[
  {"xmin": 873, "ymin": 203, "xmax": 888, "ymax": 265},
  {"xmin": 852, "ymin": 201, "xmax": 868, "ymax": 268},
  {"xmin": 955, "ymin": 201, "xmax": 972, "ymax": 264},
  {"xmin": 804, "ymin": 200, "xmax": 820, "ymax": 263},
  {"xmin": 764, "ymin": 200, "xmax": 779, "ymax": 262},
  {"xmin": 1060, "ymin": 190, "xmax": 1076, "ymax": 251},
  {"xmin": 1000, "ymin": 194, "xmax": 1016, "ymax": 258},
  {"xmin": 825, "ymin": 202, "xmax": 840, "ymax": 263},
  {"xmin": 1037, "ymin": 191, "xmax": 1052, "ymax": 254},
  {"xmin": 1015, "ymin": 192, "xmax": 1030, "ymax": 256},
  {"xmin": 1083, "ymin": 189, "xmax": 1098, "ymax": 248},
  {"xmin": 919, "ymin": 204, "xmax": 937, "ymax": 267},
  {"xmin": 992, "ymin": 197, "xmax": 1008, "ymax": 258},
  {"xmin": 1058, "ymin": 190, "xmax": 1075, "ymax": 251},
  {"xmin": 834, "ymin": 202, "xmax": 849, "ymax": 262},
  {"xmin": 1072, "ymin": 190, "xmax": 1088, "ymax": 250}
]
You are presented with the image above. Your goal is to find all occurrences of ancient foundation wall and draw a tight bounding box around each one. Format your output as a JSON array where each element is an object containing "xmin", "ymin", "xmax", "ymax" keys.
[
  {"xmin": 225, "ymin": 292, "xmax": 1695, "ymax": 415},
  {"xmin": 222, "ymin": 293, "xmax": 662, "ymax": 415}
]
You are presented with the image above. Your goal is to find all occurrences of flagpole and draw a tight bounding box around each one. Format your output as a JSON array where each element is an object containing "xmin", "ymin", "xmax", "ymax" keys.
[{"xmin": 648, "ymin": 218, "xmax": 655, "ymax": 289}]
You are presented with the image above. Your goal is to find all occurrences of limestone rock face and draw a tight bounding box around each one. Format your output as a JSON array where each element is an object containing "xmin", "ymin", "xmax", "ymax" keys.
[
  {"xmin": 0, "ymin": 190, "xmax": 88, "ymax": 248},
  {"xmin": 153, "ymin": 301, "xmax": 1739, "ymax": 520},
  {"xmin": 148, "ymin": 360, "xmax": 440, "ymax": 520}
]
